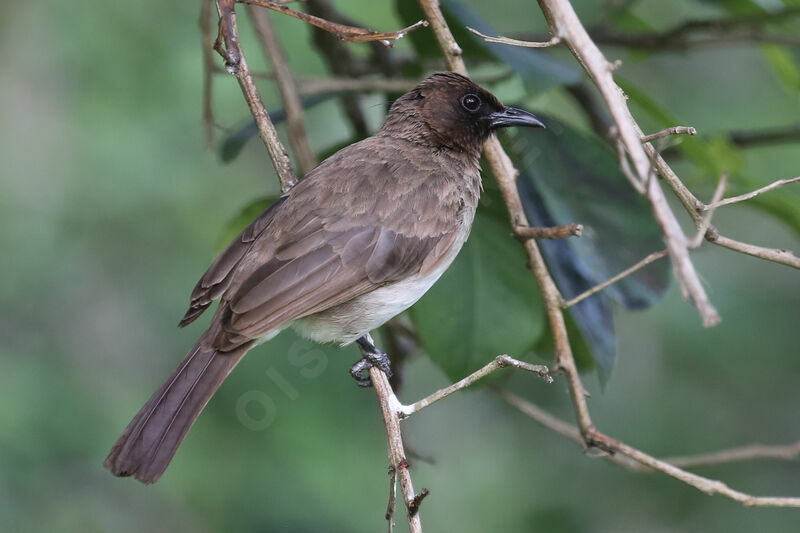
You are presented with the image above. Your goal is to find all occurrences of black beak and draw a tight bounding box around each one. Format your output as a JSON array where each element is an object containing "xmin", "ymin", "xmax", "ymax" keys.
[{"xmin": 488, "ymin": 106, "xmax": 546, "ymax": 130}]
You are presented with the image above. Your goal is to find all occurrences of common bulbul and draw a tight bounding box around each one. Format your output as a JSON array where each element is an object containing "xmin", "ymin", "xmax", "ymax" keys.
[{"xmin": 105, "ymin": 72, "xmax": 545, "ymax": 483}]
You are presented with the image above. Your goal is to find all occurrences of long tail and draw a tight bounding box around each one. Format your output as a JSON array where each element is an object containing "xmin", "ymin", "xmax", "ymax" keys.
[{"xmin": 104, "ymin": 332, "xmax": 251, "ymax": 483}]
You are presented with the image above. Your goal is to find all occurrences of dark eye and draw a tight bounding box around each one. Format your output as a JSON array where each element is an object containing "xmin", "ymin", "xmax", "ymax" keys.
[{"xmin": 461, "ymin": 94, "xmax": 481, "ymax": 112}]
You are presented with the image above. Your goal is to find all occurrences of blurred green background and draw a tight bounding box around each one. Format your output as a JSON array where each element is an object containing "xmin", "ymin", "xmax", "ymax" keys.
[{"xmin": 1, "ymin": 0, "xmax": 799, "ymax": 531}]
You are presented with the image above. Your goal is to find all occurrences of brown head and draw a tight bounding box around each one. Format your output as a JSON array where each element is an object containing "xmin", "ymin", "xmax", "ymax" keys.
[{"xmin": 379, "ymin": 72, "xmax": 544, "ymax": 154}]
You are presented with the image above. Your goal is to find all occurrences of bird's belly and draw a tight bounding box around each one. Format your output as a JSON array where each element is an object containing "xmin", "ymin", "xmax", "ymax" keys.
[{"xmin": 291, "ymin": 223, "xmax": 470, "ymax": 345}]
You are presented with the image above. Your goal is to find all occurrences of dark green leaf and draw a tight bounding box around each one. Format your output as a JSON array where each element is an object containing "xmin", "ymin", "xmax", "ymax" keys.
[
  {"xmin": 410, "ymin": 213, "xmax": 545, "ymax": 383},
  {"xmin": 762, "ymin": 44, "xmax": 800, "ymax": 94}
]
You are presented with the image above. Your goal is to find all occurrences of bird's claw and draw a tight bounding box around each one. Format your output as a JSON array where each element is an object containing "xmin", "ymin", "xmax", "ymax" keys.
[{"xmin": 349, "ymin": 346, "xmax": 393, "ymax": 387}]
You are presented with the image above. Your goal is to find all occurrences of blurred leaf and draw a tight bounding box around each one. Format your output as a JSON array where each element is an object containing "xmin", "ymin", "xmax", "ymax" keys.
[
  {"xmin": 410, "ymin": 213, "xmax": 545, "ymax": 383},
  {"xmin": 762, "ymin": 44, "xmax": 800, "ymax": 94},
  {"xmin": 396, "ymin": 0, "xmax": 581, "ymax": 92},
  {"xmin": 502, "ymin": 114, "xmax": 672, "ymax": 379},
  {"xmin": 216, "ymin": 196, "xmax": 279, "ymax": 252}
]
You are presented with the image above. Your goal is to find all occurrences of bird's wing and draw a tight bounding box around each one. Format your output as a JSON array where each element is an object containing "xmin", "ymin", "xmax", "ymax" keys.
[{"xmin": 180, "ymin": 137, "xmax": 467, "ymax": 349}]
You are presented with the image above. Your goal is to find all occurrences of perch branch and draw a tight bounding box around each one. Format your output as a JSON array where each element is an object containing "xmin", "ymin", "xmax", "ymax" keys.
[
  {"xmin": 362, "ymin": 334, "xmax": 424, "ymax": 533},
  {"xmin": 641, "ymin": 126, "xmax": 697, "ymax": 143}
]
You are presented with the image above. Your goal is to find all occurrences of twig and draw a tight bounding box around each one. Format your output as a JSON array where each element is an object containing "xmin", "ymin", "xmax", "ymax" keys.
[
  {"xmin": 689, "ymin": 173, "xmax": 727, "ymax": 249},
  {"xmin": 665, "ymin": 441, "xmax": 800, "ymax": 469},
  {"xmin": 399, "ymin": 355, "xmax": 552, "ymax": 419},
  {"xmin": 562, "ymin": 249, "xmax": 669, "ymax": 308},
  {"xmin": 497, "ymin": 389, "xmax": 800, "ymax": 507},
  {"xmin": 514, "ymin": 224, "xmax": 583, "ymax": 240},
  {"xmin": 641, "ymin": 126, "xmax": 696, "ymax": 143},
  {"xmin": 363, "ymin": 336, "xmax": 422, "ymax": 533},
  {"xmin": 536, "ymin": 0, "xmax": 721, "ymax": 327},
  {"xmin": 215, "ymin": 0, "xmax": 298, "ymax": 191},
  {"xmin": 466, "ymin": 26, "xmax": 562, "ymax": 48},
  {"xmin": 705, "ymin": 227, "xmax": 800, "ymax": 269},
  {"xmin": 703, "ymin": 176, "xmax": 800, "ymax": 210},
  {"xmin": 408, "ymin": 488, "xmax": 430, "ymax": 517},
  {"xmin": 248, "ymin": 5, "xmax": 318, "ymax": 174},
  {"xmin": 241, "ymin": 0, "xmax": 428, "ymax": 46},
  {"xmin": 386, "ymin": 465, "xmax": 397, "ymax": 532}
]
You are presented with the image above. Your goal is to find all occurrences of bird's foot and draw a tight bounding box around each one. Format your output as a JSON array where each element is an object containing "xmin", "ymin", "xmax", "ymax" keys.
[{"xmin": 350, "ymin": 336, "xmax": 393, "ymax": 387}]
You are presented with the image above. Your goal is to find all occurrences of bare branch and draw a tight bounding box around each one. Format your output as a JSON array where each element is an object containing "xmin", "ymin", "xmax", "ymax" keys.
[
  {"xmin": 497, "ymin": 389, "xmax": 800, "ymax": 507},
  {"xmin": 705, "ymin": 227, "xmax": 800, "ymax": 269},
  {"xmin": 703, "ymin": 176, "xmax": 800, "ymax": 210},
  {"xmin": 665, "ymin": 441, "xmax": 800, "ymax": 469},
  {"xmin": 535, "ymin": 0, "xmax": 720, "ymax": 327},
  {"xmin": 689, "ymin": 173, "xmax": 727, "ymax": 249},
  {"xmin": 242, "ymin": 0, "xmax": 427, "ymax": 46},
  {"xmin": 641, "ymin": 126, "xmax": 697, "ymax": 143},
  {"xmin": 514, "ymin": 224, "xmax": 583, "ymax": 240},
  {"xmin": 200, "ymin": 0, "xmax": 218, "ymax": 149},
  {"xmin": 563, "ymin": 249, "xmax": 669, "ymax": 308},
  {"xmin": 466, "ymin": 26, "xmax": 562, "ymax": 48},
  {"xmin": 362, "ymin": 335, "xmax": 423, "ymax": 533},
  {"xmin": 399, "ymin": 355, "xmax": 552, "ymax": 419},
  {"xmin": 215, "ymin": 0, "xmax": 298, "ymax": 191},
  {"xmin": 248, "ymin": 6, "xmax": 318, "ymax": 174}
]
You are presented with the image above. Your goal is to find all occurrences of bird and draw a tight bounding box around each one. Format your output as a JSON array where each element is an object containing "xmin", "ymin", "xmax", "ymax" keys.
[{"xmin": 104, "ymin": 71, "xmax": 545, "ymax": 483}]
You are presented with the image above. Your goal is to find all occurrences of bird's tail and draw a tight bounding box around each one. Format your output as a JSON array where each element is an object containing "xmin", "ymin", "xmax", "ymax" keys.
[{"xmin": 104, "ymin": 332, "xmax": 251, "ymax": 483}]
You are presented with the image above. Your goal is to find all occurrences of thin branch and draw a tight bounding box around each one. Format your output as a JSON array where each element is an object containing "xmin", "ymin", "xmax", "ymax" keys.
[
  {"xmin": 399, "ymin": 355, "xmax": 552, "ymax": 419},
  {"xmin": 689, "ymin": 173, "xmax": 727, "ymax": 249},
  {"xmin": 665, "ymin": 441, "xmax": 800, "ymax": 469},
  {"xmin": 705, "ymin": 227, "xmax": 800, "ymax": 269},
  {"xmin": 536, "ymin": 0, "xmax": 721, "ymax": 327},
  {"xmin": 703, "ymin": 176, "xmax": 800, "ymax": 210},
  {"xmin": 363, "ymin": 335, "xmax": 423, "ymax": 533},
  {"xmin": 248, "ymin": 5, "xmax": 318, "ymax": 174},
  {"xmin": 514, "ymin": 224, "xmax": 583, "ymax": 240},
  {"xmin": 466, "ymin": 26, "xmax": 562, "ymax": 48},
  {"xmin": 241, "ymin": 0, "xmax": 428, "ymax": 46},
  {"xmin": 562, "ymin": 249, "xmax": 669, "ymax": 309},
  {"xmin": 497, "ymin": 389, "xmax": 800, "ymax": 507},
  {"xmin": 641, "ymin": 126, "xmax": 697, "ymax": 143},
  {"xmin": 215, "ymin": 0, "xmax": 298, "ymax": 191}
]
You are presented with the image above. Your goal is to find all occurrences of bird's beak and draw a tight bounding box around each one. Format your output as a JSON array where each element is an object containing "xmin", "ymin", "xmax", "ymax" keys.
[{"xmin": 488, "ymin": 106, "xmax": 546, "ymax": 130}]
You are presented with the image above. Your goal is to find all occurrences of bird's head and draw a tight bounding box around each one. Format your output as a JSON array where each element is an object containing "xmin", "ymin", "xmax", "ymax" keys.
[{"xmin": 379, "ymin": 72, "xmax": 544, "ymax": 154}]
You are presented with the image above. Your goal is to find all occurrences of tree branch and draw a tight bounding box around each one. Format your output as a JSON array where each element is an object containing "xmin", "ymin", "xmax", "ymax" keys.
[
  {"xmin": 248, "ymin": 5, "xmax": 318, "ymax": 175},
  {"xmin": 496, "ymin": 389, "xmax": 800, "ymax": 507},
  {"xmin": 215, "ymin": 0, "xmax": 298, "ymax": 191}
]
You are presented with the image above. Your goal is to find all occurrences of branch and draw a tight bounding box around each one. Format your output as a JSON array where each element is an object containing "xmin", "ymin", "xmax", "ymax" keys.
[
  {"xmin": 200, "ymin": 0, "xmax": 218, "ymax": 149},
  {"xmin": 399, "ymin": 355, "xmax": 552, "ymax": 419},
  {"xmin": 248, "ymin": 5, "xmax": 318, "ymax": 175},
  {"xmin": 705, "ymin": 227, "xmax": 800, "ymax": 269},
  {"xmin": 497, "ymin": 389, "xmax": 800, "ymax": 507},
  {"xmin": 514, "ymin": 223, "xmax": 583, "ymax": 240},
  {"xmin": 362, "ymin": 336, "xmax": 424, "ymax": 533},
  {"xmin": 702, "ymin": 176, "xmax": 800, "ymax": 210},
  {"xmin": 537, "ymin": 0, "xmax": 721, "ymax": 327},
  {"xmin": 466, "ymin": 27, "xmax": 561, "ymax": 48},
  {"xmin": 641, "ymin": 126, "xmax": 697, "ymax": 143},
  {"xmin": 562, "ymin": 249, "xmax": 669, "ymax": 308},
  {"xmin": 241, "ymin": 0, "xmax": 428, "ymax": 46}
]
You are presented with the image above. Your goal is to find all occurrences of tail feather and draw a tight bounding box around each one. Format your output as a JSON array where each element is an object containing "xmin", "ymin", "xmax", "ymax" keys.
[{"xmin": 104, "ymin": 334, "xmax": 251, "ymax": 483}]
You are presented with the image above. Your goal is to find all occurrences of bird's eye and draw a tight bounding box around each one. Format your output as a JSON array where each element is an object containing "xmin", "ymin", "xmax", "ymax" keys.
[{"xmin": 461, "ymin": 94, "xmax": 481, "ymax": 112}]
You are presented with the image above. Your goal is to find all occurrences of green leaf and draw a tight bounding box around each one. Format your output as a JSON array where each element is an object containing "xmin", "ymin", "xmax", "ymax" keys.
[
  {"xmin": 762, "ymin": 44, "xmax": 800, "ymax": 94},
  {"xmin": 410, "ymin": 213, "xmax": 545, "ymax": 383},
  {"xmin": 216, "ymin": 196, "xmax": 279, "ymax": 253}
]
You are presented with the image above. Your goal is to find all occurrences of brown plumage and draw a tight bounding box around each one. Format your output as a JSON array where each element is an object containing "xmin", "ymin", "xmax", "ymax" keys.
[{"xmin": 104, "ymin": 72, "xmax": 544, "ymax": 483}]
